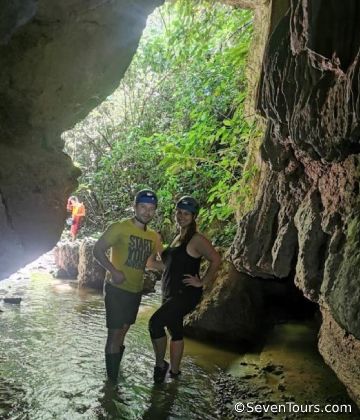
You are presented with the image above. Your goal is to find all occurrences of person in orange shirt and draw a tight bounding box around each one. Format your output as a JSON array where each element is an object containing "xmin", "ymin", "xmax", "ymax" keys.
[{"xmin": 67, "ymin": 196, "xmax": 86, "ymax": 240}]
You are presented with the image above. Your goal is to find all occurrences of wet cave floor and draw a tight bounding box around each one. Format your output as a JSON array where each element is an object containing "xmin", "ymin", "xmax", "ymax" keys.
[{"xmin": 0, "ymin": 253, "xmax": 358, "ymax": 419}]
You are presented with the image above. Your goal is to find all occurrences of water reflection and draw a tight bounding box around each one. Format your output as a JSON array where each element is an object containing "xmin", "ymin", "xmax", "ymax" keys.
[
  {"xmin": 0, "ymin": 377, "xmax": 27, "ymax": 419},
  {"xmin": 142, "ymin": 381, "xmax": 181, "ymax": 420},
  {"xmin": 0, "ymin": 265, "xmax": 358, "ymax": 419},
  {"xmin": 0, "ymin": 270, "xmax": 219, "ymax": 419},
  {"xmin": 97, "ymin": 382, "xmax": 129, "ymax": 420}
]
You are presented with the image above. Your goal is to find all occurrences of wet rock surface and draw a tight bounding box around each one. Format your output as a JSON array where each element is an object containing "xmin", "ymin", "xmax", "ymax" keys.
[
  {"xmin": 318, "ymin": 305, "xmax": 360, "ymax": 406},
  {"xmin": 78, "ymin": 238, "xmax": 106, "ymax": 290},
  {"xmin": 214, "ymin": 361, "xmax": 359, "ymax": 419},
  {"xmin": 214, "ymin": 367, "xmax": 293, "ymax": 420},
  {"xmin": 185, "ymin": 261, "xmax": 317, "ymax": 345},
  {"xmin": 53, "ymin": 241, "xmax": 80, "ymax": 279},
  {"xmin": 185, "ymin": 264, "xmax": 264, "ymax": 344}
]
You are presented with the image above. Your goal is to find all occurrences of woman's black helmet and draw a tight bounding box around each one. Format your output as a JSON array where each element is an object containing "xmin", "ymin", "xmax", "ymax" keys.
[{"xmin": 176, "ymin": 196, "xmax": 200, "ymax": 215}]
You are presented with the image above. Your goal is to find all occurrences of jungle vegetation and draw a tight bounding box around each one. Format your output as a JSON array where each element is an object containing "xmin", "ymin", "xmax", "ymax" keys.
[{"xmin": 63, "ymin": 0, "xmax": 259, "ymax": 245}]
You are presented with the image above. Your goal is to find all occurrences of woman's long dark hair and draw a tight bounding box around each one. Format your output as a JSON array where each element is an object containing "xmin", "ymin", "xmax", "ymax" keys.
[{"xmin": 179, "ymin": 218, "xmax": 197, "ymax": 244}]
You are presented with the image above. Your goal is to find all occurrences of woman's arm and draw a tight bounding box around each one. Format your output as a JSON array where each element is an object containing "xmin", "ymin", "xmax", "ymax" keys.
[{"xmin": 183, "ymin": 234, "xmax": 221, "ymax": 287}]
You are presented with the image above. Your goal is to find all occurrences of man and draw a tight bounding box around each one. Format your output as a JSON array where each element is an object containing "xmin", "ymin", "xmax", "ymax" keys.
[
  {"xmin": 66, "ymin": 196, "xmax": 86, "ymax": 240},
  {"xmin": 93, "ymin": 189, "xmax": 163, "ymax": 383}
]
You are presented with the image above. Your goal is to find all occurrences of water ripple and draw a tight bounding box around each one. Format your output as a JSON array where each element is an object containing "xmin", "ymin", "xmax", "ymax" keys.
[{"xmin": 0, "ymin": 273, "xmax": 220, "ymax": 419}]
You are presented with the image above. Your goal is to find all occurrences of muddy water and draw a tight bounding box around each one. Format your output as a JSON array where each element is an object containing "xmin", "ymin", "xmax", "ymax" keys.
[{"xmin": 0, "ymin": 255, "xmax": 358, "ymax": 419}]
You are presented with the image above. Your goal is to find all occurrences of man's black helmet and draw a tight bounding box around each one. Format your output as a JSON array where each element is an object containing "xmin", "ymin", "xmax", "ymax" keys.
[
  {"xmin": 134, "ymin": 189, "xmax": 158, "ymax": 207},
  {"xmin": 176, "ymin": 196, "xmax": 200, "ymax": 215}
]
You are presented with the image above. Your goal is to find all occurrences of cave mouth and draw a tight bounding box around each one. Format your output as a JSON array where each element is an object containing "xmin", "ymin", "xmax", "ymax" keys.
[{"xmin": 61, "ymin": 1, "xmax": 255, "ymax": 248}]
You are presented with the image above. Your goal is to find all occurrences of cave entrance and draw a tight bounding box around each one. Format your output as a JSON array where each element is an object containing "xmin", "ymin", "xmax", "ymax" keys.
[{"xmin": 61, "ymin": 1, "xmax": 255, "ymax": 247}]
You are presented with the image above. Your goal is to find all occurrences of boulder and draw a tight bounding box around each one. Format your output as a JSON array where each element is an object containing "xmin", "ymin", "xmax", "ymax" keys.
[
  {"xmin": 185, "ymin": 264, "xmax": 264, "ymax": 344},
  {"xmin": 53, "ymin": 241, "xmax": 80, "ymax": 278},
  {"xmin": 77, "ymin": 238, "xmax": 105, "ymax": 290},
  {"xmin": 3, "ymin": 297, "xmax": 22, "ymax": 304}
]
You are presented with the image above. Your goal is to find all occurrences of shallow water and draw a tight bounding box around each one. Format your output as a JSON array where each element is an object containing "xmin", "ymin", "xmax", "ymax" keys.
[{"xmin": 0, "ymin": 255, "xmax": 358, "ymax": 419}]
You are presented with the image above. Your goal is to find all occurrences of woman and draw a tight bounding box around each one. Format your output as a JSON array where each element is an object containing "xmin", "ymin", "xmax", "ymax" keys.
[{"xmin": 149, "ymin": 196, "xmax": 221, "ymax": 383}]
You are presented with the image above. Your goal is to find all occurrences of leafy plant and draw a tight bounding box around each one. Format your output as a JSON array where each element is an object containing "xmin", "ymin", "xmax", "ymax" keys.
[{"xmin": 63, "ymin": 1, "xmax": 259, "ymax": 245}]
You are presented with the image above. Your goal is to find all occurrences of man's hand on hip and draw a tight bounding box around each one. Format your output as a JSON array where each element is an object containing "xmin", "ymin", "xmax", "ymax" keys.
[{"xmin": 111, "ymin": 270, "xmax": 126, "ymax": 285}]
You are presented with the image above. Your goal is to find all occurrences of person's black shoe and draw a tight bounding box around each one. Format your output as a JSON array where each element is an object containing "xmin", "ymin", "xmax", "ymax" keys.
[
  {"xmin": 153, "ymin": 360, "xmax": 169, "ymax": 383},
  {"xmin": 169, "ymin": 370, "xmax": 181, "ymax": 378}
]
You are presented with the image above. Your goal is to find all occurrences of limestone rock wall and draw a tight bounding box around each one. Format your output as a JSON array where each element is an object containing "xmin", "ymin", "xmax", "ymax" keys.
[
  {"xmin": 226, "ymin": 0, "xmax": 360, "ymax": 405},
  {"xmin": 319, "ymin": 305, "xmax": 360, "ymax": 405},
  {"xmin": 0, "ymin": 0, "xmax": 163, "ymax": 280}
]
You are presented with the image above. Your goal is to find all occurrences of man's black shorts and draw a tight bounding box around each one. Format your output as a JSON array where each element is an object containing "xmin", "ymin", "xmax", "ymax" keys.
[{"xmin": 104, "ymin": 282, "xmax": 142, "ymax": 329}]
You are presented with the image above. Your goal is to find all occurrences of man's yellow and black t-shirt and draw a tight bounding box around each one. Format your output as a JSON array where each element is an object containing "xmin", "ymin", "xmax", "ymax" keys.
[{"xmin": 102, "ymin": 219, "xmax": 161, "ymax": 293}]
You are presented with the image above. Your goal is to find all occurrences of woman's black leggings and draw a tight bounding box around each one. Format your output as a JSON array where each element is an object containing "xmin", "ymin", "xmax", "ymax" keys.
[{"xmin": 149, "ymin": 293, "xmax": 200, "ymax": 341}]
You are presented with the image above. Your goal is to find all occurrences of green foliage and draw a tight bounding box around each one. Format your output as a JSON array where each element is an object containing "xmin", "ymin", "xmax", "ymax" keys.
[{"xmin": 63, "ymin": 1, "xmax": 257, "ymax": 245}]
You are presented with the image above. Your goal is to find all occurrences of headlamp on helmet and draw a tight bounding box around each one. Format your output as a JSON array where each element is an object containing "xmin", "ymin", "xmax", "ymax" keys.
[
  {"xmin": 176, "ymin": 196, "xmax": 199, "ymax": 215},
  {"xmin": 135, "ymin": 189, "xmax": 158, "ymax": 207}
]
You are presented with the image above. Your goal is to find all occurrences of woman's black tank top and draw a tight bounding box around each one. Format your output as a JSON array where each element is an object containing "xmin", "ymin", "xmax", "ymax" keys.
[{"xmin": 161, "ymin": 235, "xmax": 202, "ymax": 299}]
